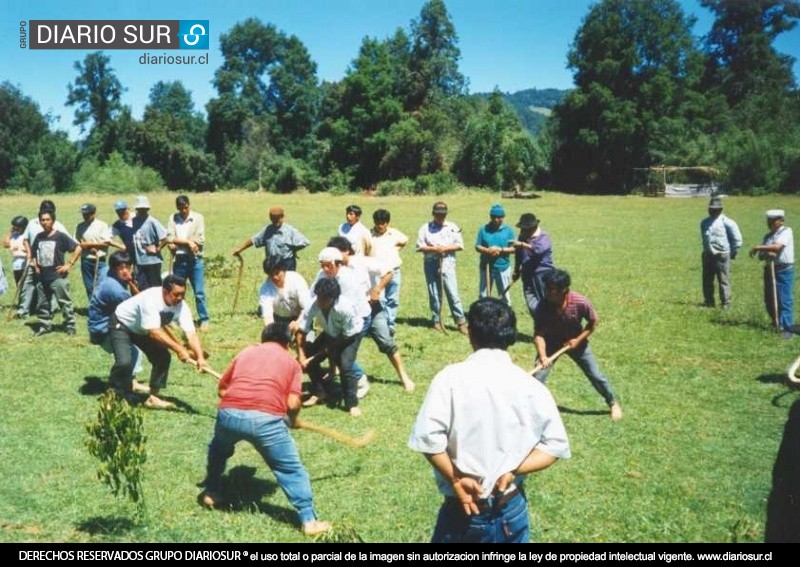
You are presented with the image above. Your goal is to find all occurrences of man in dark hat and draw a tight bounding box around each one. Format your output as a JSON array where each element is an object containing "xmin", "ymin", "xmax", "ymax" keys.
[
  {"xmin": 700, "ymin": 196, "xmax": 742, "ymax": 310},
  {"xmin": 511, "ymin": 212, "xmax": 555, "ymax": 319}
]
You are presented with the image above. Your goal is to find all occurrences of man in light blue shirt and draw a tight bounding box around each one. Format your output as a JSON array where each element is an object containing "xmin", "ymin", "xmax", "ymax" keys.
[{"xmin": 700, "ymin": 196, "xmax": 742, "ymax": 310}]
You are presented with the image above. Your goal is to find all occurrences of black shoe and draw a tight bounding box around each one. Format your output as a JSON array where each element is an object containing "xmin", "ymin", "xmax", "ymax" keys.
[{"xmin": 34, "ymin": 326, "xmax": 52, "ymax": 337}]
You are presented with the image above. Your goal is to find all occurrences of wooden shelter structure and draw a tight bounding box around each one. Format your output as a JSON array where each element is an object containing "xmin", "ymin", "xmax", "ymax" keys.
[{"xmin": 635, "ymin": 166, "xmax": 722, "ymax": 198}]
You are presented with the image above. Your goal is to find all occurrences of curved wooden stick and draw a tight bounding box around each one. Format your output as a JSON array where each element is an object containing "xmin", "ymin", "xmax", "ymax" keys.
[
  {"xmin": 530, "ymin": 345, "xmax": 571, "ymax": 376},
  {"xmin": 232, "ymin": 254, "xmax": 244, "ymax": 314},
  {"xmin": 294, "ymin": 417, "xmax": 376, "ymax": 448},
  {"xmin": 184, "ymin": 358, "xmax": 223, "ymax": 380}
]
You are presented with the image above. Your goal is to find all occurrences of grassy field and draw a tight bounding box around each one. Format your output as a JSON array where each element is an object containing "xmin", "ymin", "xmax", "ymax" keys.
[{"xmin": 0, "ymin": 190, "xmax": 798, "ymax": 543}]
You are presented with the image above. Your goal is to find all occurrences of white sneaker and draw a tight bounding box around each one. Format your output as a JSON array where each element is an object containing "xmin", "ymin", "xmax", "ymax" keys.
[{"xmin": 356, "ymin": 375, "xmax": 370, "ymax": 399}]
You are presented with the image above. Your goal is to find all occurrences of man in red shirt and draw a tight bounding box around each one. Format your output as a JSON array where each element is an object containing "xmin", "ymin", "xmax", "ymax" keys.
[
  {"xmin": 533, "ymin": 269, "xmax": 623, "ymax": 421},
  {"xmin": 200, "ymin": 322, "xmax": 331, "ymax": 536}
]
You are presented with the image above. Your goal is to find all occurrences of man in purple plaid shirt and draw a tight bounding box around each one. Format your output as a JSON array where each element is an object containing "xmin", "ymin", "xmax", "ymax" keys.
[{"xmin": 533, "ymin": 268, "xmax": 623, "ymax": 421}]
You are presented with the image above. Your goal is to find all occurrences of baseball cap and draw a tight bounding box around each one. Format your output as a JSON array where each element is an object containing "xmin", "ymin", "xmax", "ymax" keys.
[
  {"xmin": 318, "ymin": 247, "xmax": 343, "ymax": 264},
  {"xmin": 767, "ymin": 209, "xmax": 785, "ymax": 219},
  {"xmin": 80, "ymin": 203, "xmax": 96, "ymax": 215},
  {"xmin": 113, "ymin": 200, "xmax": 128, "ymax": 211},
  {"xmin": 432, "ymin": 202, "xmax": 448, "ymax": 215},
  {"xmin": 490, "ymin": 203, "xmax": 506, "ymax": 217}
]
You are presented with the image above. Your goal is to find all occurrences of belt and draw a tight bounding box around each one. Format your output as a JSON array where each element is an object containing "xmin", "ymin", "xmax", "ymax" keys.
[{"xmin": 445, "ymin": 485, "xmax": 521, "ymax": 513}]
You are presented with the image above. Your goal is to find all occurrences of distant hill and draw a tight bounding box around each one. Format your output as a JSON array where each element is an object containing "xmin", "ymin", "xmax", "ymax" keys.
[{"xmin": 475, "ymin": 88, "xmax": 570, "ymax": 136}]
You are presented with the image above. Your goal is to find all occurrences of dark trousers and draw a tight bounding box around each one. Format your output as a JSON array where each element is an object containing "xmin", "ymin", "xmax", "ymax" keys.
[
  {"xmin": 305, "ymin": 332, "xmax": 363, "ymax": 409},
  {"xmin": 136, "ymin": 263, "xmax": 162, "ymax": 290},
  {"xmin": 109, "ymin": 314, "xmax": 171, "ymax": 399}
]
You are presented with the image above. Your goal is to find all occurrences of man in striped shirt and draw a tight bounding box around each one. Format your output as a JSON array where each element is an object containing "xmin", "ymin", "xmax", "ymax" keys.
[{"xmin": 533, "ymin": 268, "xmax": 623, "ymax": 421}]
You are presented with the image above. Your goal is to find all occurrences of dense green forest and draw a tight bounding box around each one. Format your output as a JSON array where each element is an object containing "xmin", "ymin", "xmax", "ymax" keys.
[{"xmin": 1, "ymin": 0, "xmax": 799, "ymax": 195}]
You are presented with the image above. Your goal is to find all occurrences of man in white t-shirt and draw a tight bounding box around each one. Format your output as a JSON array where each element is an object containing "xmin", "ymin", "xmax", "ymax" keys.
[
  {"xmin": 369, "ymin": 208, "xmax": 408, "ymax": 335},
  {"xmin": 259, "ymin": 257, "xmax": 311, "ymax": 326},
  {"xmin": 338, "ymin": 204, "xmax": 371, "ymax": 257},
  {"xmin": 110, "ymin": 274, "xmax": 207, "ymax": 408}
]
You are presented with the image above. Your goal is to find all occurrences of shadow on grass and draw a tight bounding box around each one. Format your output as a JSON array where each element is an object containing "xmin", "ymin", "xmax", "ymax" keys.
[
  {"xmin": 395, "ymin": 316, "xmax": 435, "ymax": 330},
  {"xmin": 758, "ymin": 373, "xmax": 789, "ymax": 386},
  {"xmin": 81, "ymin": 376, "xmax": 110, "ymax": 396},
  {"xmin": 76, "ymin": 516, "xmax": 136, "ymax": 536},
  {"xmin": 710, "ymin": 316, "xmax": 776, "ymax": 333},
  {"xmin": 199, "ymin": 466, "xmax": 296, "ymax": 529},
  {"xmin": 557, "ymin": 405, "xmax": 608, "ymax": 418},
  {"xmin": 765, "ymin": 397, "xmax": 800, "ymax": 543},
  {"xmin": 80, "ymin": 376, "xmax": 213, "ymax": 418}
]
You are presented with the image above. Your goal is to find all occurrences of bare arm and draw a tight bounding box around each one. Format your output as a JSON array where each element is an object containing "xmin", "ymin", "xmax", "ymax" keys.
[{"xmin": 232, "ymin": 237, "xmax": 254, "ymax": 256}]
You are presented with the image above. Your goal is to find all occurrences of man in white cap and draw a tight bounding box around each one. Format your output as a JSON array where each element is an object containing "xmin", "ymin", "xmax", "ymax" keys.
[
  {"xmin": 131, "ymin": 195, "xmax": 167, "ymax": 290},
  {"xmin": 750, "ymin": 209, "xmax": 795, "ymax": 336},
  {"xmin": 700, "ymin": 196, "xmax": 742, "ymax": 310}
]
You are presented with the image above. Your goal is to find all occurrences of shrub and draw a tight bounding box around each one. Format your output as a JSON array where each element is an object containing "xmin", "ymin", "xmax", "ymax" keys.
[{"xmin": 73, "ymin": 152, "xmax": 165, "ymax": 193}]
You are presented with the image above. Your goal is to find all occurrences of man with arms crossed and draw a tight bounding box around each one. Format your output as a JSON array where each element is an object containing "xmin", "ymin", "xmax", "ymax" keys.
[{"xmin": 409, "ymin": 297, "xmax": 570, "ymax": 543}]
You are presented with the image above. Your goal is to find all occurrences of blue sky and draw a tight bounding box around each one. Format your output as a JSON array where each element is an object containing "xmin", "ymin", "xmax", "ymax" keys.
[{"xmin": 2, "ymin": 0, "xmax": 798, "ymax": 140}]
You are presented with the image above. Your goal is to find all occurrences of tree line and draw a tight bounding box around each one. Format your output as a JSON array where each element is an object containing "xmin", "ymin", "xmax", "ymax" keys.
[{"xmin": 1, "ymin": 0, "xmax": 798, "ymax": 196}]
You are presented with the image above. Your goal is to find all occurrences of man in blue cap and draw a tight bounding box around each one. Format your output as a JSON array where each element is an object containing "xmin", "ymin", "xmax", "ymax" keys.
[{"xmin": 475, "ymin": 204, "xmax": 516, "ymax": 304}]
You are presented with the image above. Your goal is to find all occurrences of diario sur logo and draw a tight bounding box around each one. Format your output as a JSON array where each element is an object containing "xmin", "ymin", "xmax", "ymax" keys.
[{"xmin": 27, "ymin": 20, "xmax": 209, "ymax": 50}]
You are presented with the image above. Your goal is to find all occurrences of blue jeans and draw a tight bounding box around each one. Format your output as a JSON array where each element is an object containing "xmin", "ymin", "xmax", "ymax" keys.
[
  {"xmin": 383, "ymin": 267, "xmax": 401, "ymax": 332},
  {"xmin": 81, "ymin": 259, "xmax": 108, "ymax": 300},
  {"xmin": 431, "ymin": 489, "xmax": 529, "ymax": 543},
  {"xmin": 424, "ymin": 260, "xmax": 466, "ymax": 325},
  {"xmin": 173, "ymin": 255, "xmax": 209, "ymax": 323},
  {"xmin": 764, "ymin": 265, "xmax": 794, "ymax": 331},
  {"xmin": 206, "ymin": 408, "xmax": 318, "ymax": 525},
  {"xmin": 479, "ymin": 263, "xmax": 512, "ymax": 305},
  {"xmin": 534, "ymin": 343, "xmax": 617, "ymax": 406}
]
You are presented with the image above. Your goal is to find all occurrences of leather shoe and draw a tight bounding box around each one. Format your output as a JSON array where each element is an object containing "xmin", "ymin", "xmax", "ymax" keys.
[{"xmin": 457, "ymin": 323, "xmax": 469, "ymax": 335}]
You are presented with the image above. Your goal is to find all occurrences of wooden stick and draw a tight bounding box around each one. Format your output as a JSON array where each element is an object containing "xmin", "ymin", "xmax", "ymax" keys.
[
  {"xmin": 530, "ymin": 345, "xmax": 571, "ymax": 376},
  {"xmin": 770, "ymin": 260, "xmax": 780, "ymax": 330},
  {"xmin": 485, "ymin": 261, "xmax": 492, "ymax": 298},
  {"xmin": 294, "ymin": 417, "xmax": 376, "ymax": 448},
  {"xmin": 232, "ymin": 254, "xmax": 244, "ymax": 314},
  {"xmin": 500, "ymin": 276, "xmax": 517, "ymax": 298},
  {"xmin": 183, "ymin": 358, "xmax": 223, "ymax": 380},
  {"xmin": 6, "ymin": 261, "xmax": 28, "ymax": 320}
]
